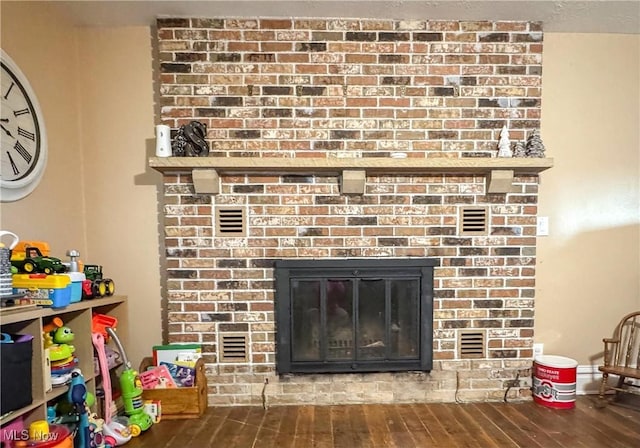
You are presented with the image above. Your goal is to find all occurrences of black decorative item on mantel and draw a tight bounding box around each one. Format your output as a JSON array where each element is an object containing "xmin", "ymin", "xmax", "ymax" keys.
[
  {"xmin": 525, "ymin": 129, "xmax": 546, "ymax": 158},
  {"xmin": 172, "ymin": 121, "xmax": 209, "ymax": 157}
]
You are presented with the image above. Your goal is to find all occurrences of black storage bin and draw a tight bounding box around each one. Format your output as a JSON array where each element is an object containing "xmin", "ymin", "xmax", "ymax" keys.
[{"xmin": 0, "ymin": 334, "xmax": 33, "ymax": 415}]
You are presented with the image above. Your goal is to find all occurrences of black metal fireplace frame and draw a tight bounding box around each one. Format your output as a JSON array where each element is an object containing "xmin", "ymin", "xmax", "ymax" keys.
[{"xmin": 275, "ymin": 258, "xmax": 438, "ymax": 374}]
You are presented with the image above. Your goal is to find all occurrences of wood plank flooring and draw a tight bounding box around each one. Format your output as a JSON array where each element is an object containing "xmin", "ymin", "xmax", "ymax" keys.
[{"xmin": 126, "ymin": 396, "xmax": 640, "ymax": 447}]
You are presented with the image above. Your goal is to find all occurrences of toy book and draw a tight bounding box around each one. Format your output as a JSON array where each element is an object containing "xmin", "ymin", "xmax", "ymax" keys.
[
  {"xmin": 152, "ymin": 343, "xmax": 202, "ymax": 366},
  {"xmin": 160, "ymin": 361, "xmax": 196, "ymax": 387},
  {"xmin": 139, "ymin": 365, "xmax": 177, "ymax": 390}
]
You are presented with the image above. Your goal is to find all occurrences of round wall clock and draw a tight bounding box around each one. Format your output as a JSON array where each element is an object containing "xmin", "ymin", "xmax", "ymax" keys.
[{"xmin": 1, "ymin": 50, "xmax": 47, "ymax": 202}]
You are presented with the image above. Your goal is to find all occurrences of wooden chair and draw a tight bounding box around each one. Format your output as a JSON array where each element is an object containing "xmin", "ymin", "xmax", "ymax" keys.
[{"xmin": 598, "ymin": 310, "xmax": 640, "ymax": 407}]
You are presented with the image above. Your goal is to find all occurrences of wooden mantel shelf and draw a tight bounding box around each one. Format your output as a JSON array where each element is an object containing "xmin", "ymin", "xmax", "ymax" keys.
[
  {"xmin": 148, "ymin": 156, "xmax": 553, "ymax": 194},
  {"xmin": 149, "ymin": 156, "xmax": 553, "ymax": 174}
]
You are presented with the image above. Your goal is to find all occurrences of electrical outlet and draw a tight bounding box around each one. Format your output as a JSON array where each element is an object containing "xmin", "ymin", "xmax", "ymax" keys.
[{"xmin": 533, "ymin": 343, "xmax": 544, "ymax": 358}]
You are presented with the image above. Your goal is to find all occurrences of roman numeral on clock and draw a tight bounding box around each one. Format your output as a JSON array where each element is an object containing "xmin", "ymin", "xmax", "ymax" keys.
[
  {"xmin": 14, "ymin": 140, "xmax": 32, "ymax": 163},
  {"xmin": 14, "ymin": 108, "xmax": 29, "ymax": 117},
  {"xmin": 17, "ymin": 127, "xmax": 35, "ymax": 141},
  {"xmin": 6, "ymin": 151, "xmax": 19, "ymax": 176},
  {"xmin": 3, "ymin": 81, "xmax": 14, "ymax": 100}
]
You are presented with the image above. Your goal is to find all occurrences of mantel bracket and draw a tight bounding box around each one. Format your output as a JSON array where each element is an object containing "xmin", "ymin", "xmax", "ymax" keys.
[
  {"xmin": 487, "ymin": 169, "xmax": 515, "ymax": 194},
  {"xmin": 192, "ymin": 169, "xmax": 220, "ymax": 194},
  {"xmin": 341, "ymin": 170, "xmax": 366, "ymax": 195}
]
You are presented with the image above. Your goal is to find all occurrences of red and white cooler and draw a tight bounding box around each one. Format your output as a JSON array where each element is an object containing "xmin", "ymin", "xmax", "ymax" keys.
[{"xmin": 533, "ymin": 355, "xmax": 578, "ymax": 409}]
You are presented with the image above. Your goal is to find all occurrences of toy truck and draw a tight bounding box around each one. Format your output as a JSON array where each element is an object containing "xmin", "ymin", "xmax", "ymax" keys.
[
  {"xmin": 11, "ymin": 246, "xmax": 67, "ymax": 275},
  {"xmin": 81, "ymin": 265, "xmax": 115, "ymax": 299}
]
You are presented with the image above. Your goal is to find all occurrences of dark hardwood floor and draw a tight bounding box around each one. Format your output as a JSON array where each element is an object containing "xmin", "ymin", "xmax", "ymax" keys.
[{"xmin": 126, "ymin": 396, "xmax": 640, "ymax": 447}]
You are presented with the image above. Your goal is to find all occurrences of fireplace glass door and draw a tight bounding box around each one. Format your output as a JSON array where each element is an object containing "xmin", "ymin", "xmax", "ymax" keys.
[{"xmin": 275, "ymin": 259, "xmax": 437, "ymax": 374}]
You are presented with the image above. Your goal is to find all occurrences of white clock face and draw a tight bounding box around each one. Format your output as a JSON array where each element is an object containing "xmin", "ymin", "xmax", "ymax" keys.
[{"xmin": 1, "ymin": 50, "xmax": 47, "ymax": 202}]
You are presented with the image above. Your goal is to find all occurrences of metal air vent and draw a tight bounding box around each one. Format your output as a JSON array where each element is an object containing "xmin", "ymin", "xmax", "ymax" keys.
[
  {"xmin": 219, "ymin": 333, "xmax": 249, "ymax": 363},
  {"xmin": 459, "ymin": 331, "xmax": 486, "ymax": 359},
  {"xmin": 216, "ymin": 207, "xmax": 246, "ymax": 237},
  {"xmin": 459, "ymin": 207, "xmax": 488, "ymax": 235}
]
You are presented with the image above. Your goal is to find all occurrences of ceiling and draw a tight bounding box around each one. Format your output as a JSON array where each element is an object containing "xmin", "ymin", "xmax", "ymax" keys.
[{"xmin": 36, "ymin": 1, "xmax": 640, "ymax": 34}]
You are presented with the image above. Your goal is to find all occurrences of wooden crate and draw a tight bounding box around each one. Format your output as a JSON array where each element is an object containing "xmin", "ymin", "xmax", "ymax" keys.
[{"xmin": 139, "ymin": 357, "xmax": 207, "ymax": 419}]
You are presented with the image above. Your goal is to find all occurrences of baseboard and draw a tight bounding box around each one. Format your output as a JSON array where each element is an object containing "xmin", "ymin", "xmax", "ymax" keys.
[
  {"xmin": 574, "ymin": 364, "xmax": 637, "ymax": 395},
  {"xmin": 576, "ymin": 365, "xmax": 601, "ymax": 395}
]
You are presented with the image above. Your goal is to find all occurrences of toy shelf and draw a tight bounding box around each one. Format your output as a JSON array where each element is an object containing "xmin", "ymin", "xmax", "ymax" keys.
[{"xmin": 0, "ymin": 296, "xmax": 128, "ymax": 427}]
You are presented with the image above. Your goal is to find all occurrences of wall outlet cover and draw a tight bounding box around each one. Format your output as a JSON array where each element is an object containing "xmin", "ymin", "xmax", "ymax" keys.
[
  {"xmin": 533, "ymin": 343, "xmax": 544, "ymax": 358},
  {"xmin": 537, "ymin": 217, "xmax": 549, "ymax": 236}
]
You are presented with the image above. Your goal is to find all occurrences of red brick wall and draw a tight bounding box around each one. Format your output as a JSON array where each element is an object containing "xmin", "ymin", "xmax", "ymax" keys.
[{"xmin": 157, "ymin": 18, "xmax": 543, "ymax": 405}]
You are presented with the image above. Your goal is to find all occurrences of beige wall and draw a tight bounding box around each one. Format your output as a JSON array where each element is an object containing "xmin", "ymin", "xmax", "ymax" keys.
[
  {"xmin": 0, "ymin": 3, "xmax": 163, "ymax": 366},
  {"xmin": 77, "ymin": 27, "xmax": 163, "ymax": 366},
  {"xmin": 0, "ymin": 2, "xmax": 86, "ymax": 255},
  {"xmin": 538, "ymin": 33, "xmax": 640, "ymax": 364},
  {"xmin": 2, "ymin": 1, "xmax": 639, "ymax": 369}
]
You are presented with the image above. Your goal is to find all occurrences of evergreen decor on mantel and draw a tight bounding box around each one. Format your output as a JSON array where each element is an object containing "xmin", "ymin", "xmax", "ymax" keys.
[
  {"xmin": 525, "ymin": 130, "xmax": 546, "ymax": 158},
  {"xmin": 512, "ymin": 141, "xmax": 527, "ymax": 158},
  {"xmin": 497, "ymin": 125, "xmax": 513, "ymax": 158}
]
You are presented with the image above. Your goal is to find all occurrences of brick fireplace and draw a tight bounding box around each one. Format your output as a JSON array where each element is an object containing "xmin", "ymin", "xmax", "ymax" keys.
[{"xmin": 154, "ymin": 17, "xmax": 549, "ymax": 405}]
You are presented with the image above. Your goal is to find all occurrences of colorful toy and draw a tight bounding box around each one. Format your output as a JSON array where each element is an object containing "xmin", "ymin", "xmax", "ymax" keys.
[
  {"xmin": 87, "ymin": 414, "xmax": 106, "ymax": 448},
  {"xmin": 52, "ymin": 326, "xmax": 74, "ymax": 345},
  {"xmin": 48, "ymin": 345, "xmax": 75, "ymax": 363},
  {"xmin": 81, "ymin": 265, "xmax": 115, "ymax": 299},
  {"xmin": 92, "ymin": 313, "xmax": 122, "ymax": 444},
  {"xmin": 47, "ymin": 405, "xmax": 57, "ymax": 424},
  {"xmin": 92, "ymin": 333, "xmax": 113, "ymax": 421},
  {"xmin": 43, "ymin": 319, "xmax": 78, "ymax": 388},
  {"xmin": 50, "ymin": 373, "xmax": 72, "ymax": 389},
  {"xmin": 143, "ymin": 401, "xmax": 161, "ymax": 424},
  {"xmin": 102, "ymin": 420, "xmax": 131, "ymax": 447},
  {"xmin": 12, "ymin": 240, "xmax": 51, "ymax": 257},
  {"xmin": 11, "ymin": 246, "xmax": 67, "ymax": 274},
  {"xmin": 68, "ymin": 370, "xmax": 90, "ymax": 448},
  {"xmin": 66, "ymin": 250, "xmax": 82, "ymax": 273},
  {"xmin": 43, "ymin": 317, "xmax": 64, "ymax": 341},
  {"xmin": 106, "ymin": 327, "xmax": 153, "ymax": 436},
  {"xmin": 44, "ymin": 370, "xmax": 90, "ymax": 447},
  {"xmin": 92, "ymin": 332, "xmax": 132, "ymax": 446},
  {"xmin": 13, "ymin": 273, "xmax": 72, "ymax": 308},
  {"xmin": 43, "ymin": 319, "xmax": 76, "ymax": 362},
  {"xmin": 91, "ymin": 314, "xmax": 118, "ymax": 342},
  {"xmin": 28, "ymin": 420, "xmax": 50, "ymax": 441}
]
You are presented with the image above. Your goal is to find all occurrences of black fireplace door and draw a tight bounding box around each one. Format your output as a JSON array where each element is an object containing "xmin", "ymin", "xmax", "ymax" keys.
[{"xmin": 275, "ymin": 259, "xmax": 437, "ymax": 374}]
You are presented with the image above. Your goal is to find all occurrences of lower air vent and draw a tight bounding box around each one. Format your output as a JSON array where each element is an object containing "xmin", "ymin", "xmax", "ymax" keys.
[
  {"xmin": 219, "ymin": 333, "xmax": 249, "ymax": 363},
  {"xmin": 459, "ymin": 331, "xmax": 486, "ymax": 359},
  {"xmin": 459, "ymin": 207, "xmax": 489, "ymax": 235},
  {"xmin": 216, "ymin": 207, "xmax": 246, "ymax": 237}
]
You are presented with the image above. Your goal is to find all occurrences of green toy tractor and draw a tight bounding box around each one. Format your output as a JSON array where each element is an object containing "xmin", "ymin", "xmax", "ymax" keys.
[
  {"xmin": 11, "ymin": 246, "xmax": 67, "ymax": 275},
  {"xmin": 82, "ymin": 265, "xmax": 115, "ymax": 299}
]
